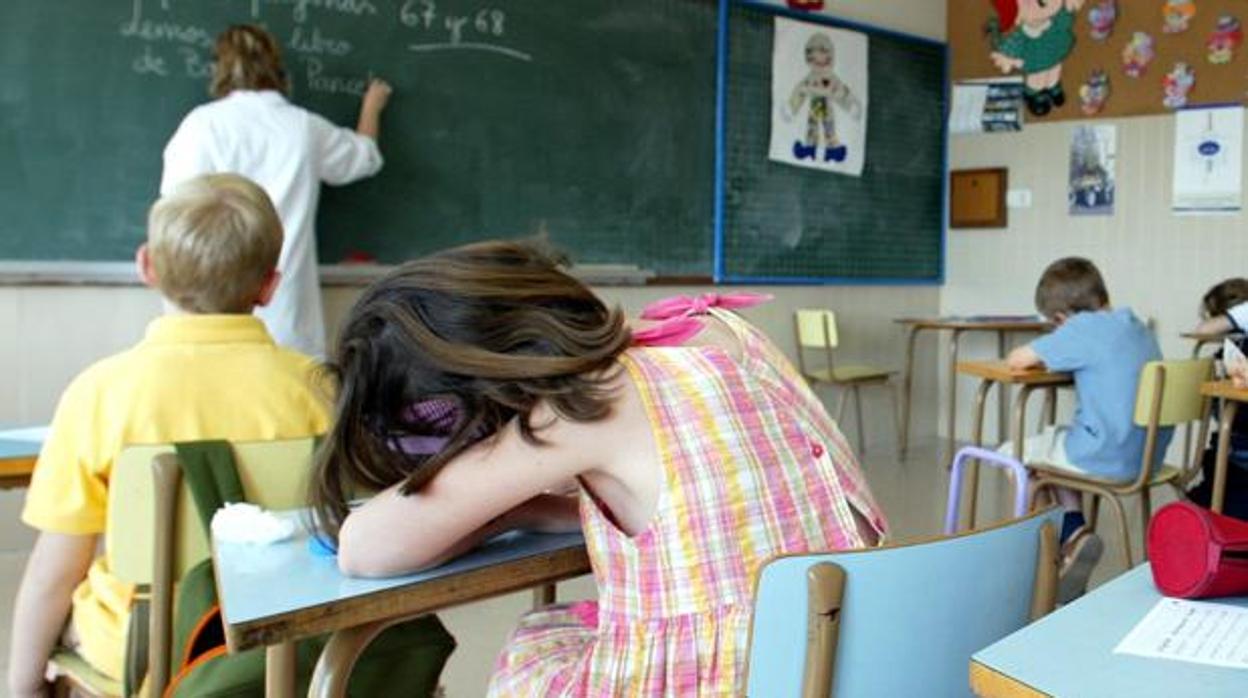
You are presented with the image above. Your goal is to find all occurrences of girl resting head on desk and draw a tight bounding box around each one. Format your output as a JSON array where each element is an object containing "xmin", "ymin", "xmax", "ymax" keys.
[{"xmin": 309, "ymin": 239, "xmax": 885, "ymax": 696}]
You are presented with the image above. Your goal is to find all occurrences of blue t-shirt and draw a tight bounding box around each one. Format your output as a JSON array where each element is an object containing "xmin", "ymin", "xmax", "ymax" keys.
[{"xmin": 1031, "ymin": 308, "xmax": 1171, "ymax": 481}]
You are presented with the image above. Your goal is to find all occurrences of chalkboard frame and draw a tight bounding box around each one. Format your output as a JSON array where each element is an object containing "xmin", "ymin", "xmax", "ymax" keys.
[{"xmin": 712, "ymin": 0, "xmax": 950, "ymax": 285}]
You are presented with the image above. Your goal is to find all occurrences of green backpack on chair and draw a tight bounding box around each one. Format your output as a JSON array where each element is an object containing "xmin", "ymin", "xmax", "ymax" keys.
[{"xmin": 162, "ymin": 440, "xmax": 456, "ymax": 697}]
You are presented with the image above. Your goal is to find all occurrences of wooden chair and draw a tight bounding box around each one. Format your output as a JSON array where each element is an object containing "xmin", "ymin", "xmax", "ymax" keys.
[
  {"xmin": 1028, "ymin": 359, "xmax": 1213, "ymax": 570},
  {"xmin": 794, "ymin": 309, "xmax": 901, "ymax": 455},
  {"xmin": 745, "ymin": 507, "xmax": 1061, "ymax": 698},
  {"xmin": 50, "ymin": 438, "xmax": 319, "ymax": 697}
]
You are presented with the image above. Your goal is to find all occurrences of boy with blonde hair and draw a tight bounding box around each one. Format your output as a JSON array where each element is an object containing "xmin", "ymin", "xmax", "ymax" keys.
[{"xmin": 8, "ymin": 174, "xmax": 332, "ymax": 696}]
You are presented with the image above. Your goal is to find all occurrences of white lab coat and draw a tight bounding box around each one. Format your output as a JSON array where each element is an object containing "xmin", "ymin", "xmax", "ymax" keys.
[{"xmin": 160, "ymin": 90, "xmax": 382, "ymax": 358}]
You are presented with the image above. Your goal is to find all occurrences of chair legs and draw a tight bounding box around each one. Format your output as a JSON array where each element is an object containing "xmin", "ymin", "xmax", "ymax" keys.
[
  {"xmin": 888, "ymin": 383, "xmax": 904, "ymax": 459},
  {"xmin": 1139, "ymin": 487, "xmax": 1153, "ymax": 562},
  {"xmin": 852, "ymin": 386, "xmax": 866, "ymax": 456},
  {"xmin": 834, "ymin": 388, "xmax": 851, "ymax": 425},
  {"xmin": 1102, "ymin": 493, "xmax": 1133, "ymax": 570},
  {"xmin": 827, "ymin": 380, "xmax": 904, "ymax": 458}
]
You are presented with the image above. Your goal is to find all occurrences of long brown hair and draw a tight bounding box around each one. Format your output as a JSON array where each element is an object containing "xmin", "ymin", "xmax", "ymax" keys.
[
  {"xmin": 1202, "ymin": 278, "xmax": 1248, "ymax": 319},
  {"xmin": 211, "ymin": 25, "xmax": 290, "ymax": 98},
  {"xmin": 310, "ymin": 240, "xmax": 631, "ymax": 541}
]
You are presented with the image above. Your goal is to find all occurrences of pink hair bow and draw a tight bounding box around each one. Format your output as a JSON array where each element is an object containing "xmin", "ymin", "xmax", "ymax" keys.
[
  {"xmin": 639, "ymin": 292, "xmax": 773, "ymax": 320},
  {"xmin": 632, "ymin": 292, "xmax": 772, "ymax": 347}
]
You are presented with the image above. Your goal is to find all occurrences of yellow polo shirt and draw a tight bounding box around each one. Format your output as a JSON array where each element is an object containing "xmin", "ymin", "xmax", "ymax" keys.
[{"xmin": 22, "ymin": 314, "xmax": 331, "ymax": 680}]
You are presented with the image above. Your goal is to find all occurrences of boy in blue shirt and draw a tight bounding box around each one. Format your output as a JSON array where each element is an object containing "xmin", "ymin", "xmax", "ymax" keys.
[{"xmin": 1006, "ymin": 257, "xmax": 1167, "ymax": 599}]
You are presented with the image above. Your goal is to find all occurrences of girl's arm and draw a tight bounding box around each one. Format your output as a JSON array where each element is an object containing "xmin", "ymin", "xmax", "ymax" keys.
[
  {"xmin": 1194, "ymin": 315, "xmax": 1233, "ymax": 335},
  {"xmin": 337, "ymin": 405, "xmax": 599, "ymax": 578}
]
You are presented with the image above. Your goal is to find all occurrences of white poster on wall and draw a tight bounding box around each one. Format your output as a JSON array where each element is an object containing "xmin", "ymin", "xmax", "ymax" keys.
[
  {"xmin": 769, "ymin": 17, "xmax": 868, "ymax": 176},
  {"xmin": 1172, "ymin": 105, "xmax": 1243, "ymax": 215}
]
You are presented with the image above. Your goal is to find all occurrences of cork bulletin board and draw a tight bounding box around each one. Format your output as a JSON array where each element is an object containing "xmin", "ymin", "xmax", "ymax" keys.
[{"xmin": 950, "ymin": 0, "xmax": 1247, "ymax": 122}]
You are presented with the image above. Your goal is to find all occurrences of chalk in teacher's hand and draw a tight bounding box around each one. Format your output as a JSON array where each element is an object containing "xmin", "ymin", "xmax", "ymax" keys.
[{"xmin": 364, "ymin": 78, "xmax": 393, "ymax": 105}]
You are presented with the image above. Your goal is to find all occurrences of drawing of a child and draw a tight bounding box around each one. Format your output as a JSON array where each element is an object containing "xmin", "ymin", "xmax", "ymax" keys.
[{"xmin": 784, "ymin": 32, "xmax": 862, "ymax": 163}]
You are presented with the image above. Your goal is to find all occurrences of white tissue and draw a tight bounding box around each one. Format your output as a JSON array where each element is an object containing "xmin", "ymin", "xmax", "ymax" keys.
[{"xmin": 211, "ymin": 503, "xmax": 296, "ymax": 545}]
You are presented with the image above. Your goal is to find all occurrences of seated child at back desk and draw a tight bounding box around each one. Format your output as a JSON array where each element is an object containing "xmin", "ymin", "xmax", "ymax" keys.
[
  {"xmin": 7, "ymin": 174, "xmax": 387, "ymax": 696},
  {"xmin": 1188, "ymin": 277, "xmax": 1248, "ymax": 520},
  {"xmin": 1005, "ymin": 257, "xmax": 1168, "ymax": 601}
]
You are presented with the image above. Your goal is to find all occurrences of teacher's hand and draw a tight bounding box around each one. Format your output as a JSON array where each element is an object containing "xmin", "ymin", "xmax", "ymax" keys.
[{"xmin": 363, "ymin": 78, "xmax": 393, "ymax": 114}]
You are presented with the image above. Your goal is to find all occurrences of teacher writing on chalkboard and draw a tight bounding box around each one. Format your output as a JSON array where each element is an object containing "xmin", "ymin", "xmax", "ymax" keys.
[{"xmin": 160, "ymin": 24, "xmax": 391, "ymax": 358}]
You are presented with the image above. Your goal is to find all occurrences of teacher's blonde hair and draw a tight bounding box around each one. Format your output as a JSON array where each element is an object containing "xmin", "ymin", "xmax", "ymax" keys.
[
  {"xmin": 211, "ymin": 24, "xmax": 290, "ymax": 98},
  {"xmin": 147, "ymin": 173, "xmax": 283, "ymax": 313}
]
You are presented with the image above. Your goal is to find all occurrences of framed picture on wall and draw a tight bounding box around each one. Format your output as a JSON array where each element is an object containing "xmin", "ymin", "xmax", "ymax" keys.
[{"xmin": 949, "ymin": 167, "xmax": 1008, "ymax": 228}]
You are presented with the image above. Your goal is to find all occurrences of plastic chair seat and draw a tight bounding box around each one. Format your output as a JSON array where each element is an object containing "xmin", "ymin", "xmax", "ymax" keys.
[
  {"xmin": 804, "ymin": 365, "xmax": 895, "ymax": 384},
  {"xmin": 1028, "ymin": 463, "xmax": 1183, "ymax": 490}
]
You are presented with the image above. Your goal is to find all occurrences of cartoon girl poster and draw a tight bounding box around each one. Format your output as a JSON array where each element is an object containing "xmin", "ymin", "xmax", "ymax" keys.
[{"xmin": 769, "ymin": 17, "xmax": 868, "ymax": 177}]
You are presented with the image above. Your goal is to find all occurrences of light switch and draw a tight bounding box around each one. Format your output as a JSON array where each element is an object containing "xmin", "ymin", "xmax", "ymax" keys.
[{"xmin": 1006, "ymin": 189, "xmax": 1032, "ymax": 208}]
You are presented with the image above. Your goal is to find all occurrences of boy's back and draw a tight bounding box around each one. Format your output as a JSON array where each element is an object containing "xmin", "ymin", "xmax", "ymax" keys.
[
  {"xmin": 22, "ymin": 314, "xmax": 330, "ymax": 679},
  {"xmin": 9, "ymin": 174, "xmax": 333, "ymax": 693},
  {"xmin": 1032, "ymin": 307, "xmax": 1168, "ymax": 480}
]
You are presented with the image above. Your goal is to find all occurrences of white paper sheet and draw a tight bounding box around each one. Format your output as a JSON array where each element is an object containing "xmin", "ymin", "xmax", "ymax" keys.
[
  {"xmin": 769, "ymin": 17, "xmax": 868, "ymax": 177},
  {"xmin": 1172, "ymin": 106, "xmax": 1244, "ymax": 215},
  {"xmin": 950, "ymin": 84, "xmax": 989, "ymax": 135},
  {"xmin": 950, "ymin": 79, "xmax": 1024, "ymax": 135},
  {"xmin": 1114, "ymin": 597, "xmax": 1248, "ymax": 669}
]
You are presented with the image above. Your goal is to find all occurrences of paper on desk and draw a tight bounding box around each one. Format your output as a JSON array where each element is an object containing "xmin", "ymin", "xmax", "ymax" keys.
[{"xmin": 1113, "ymin": 597, "xmax": 1248, "ymax": 669}]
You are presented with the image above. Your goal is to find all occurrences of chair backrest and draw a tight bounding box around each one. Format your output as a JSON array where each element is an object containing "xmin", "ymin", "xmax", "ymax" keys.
[
  {"xmin": 795, "ymin": 309, "xmax": 840, "ymax": 349},
  {"xmin": 1133, "ymin": 359, "xmax": 1213, "ymax": 428},
  {"xmin": 105, "ymin": 438, "xmax": 318, "ymax": 583},
  {"xmin": 745, "ymin": 507, "xmax": 1061, "ymax": 698}
]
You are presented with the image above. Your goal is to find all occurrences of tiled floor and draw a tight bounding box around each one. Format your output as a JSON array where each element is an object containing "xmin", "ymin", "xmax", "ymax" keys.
[{"xmin": 0, "ymin": 434, "xmax": 1173, "ymax": 697}]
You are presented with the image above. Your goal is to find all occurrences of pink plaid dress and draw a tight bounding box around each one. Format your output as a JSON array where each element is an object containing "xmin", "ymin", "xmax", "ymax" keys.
[{"xmin": 487, "ymin": 305, "xmax": 887, "ymax": 696}]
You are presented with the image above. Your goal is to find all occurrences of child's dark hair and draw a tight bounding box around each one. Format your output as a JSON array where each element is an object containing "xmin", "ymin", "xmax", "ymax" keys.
[
  {"xmin": 1201, "ymin": 278, "xmax": 1248, "ymax": 319},
  {"xmin": 309, "ymin": 240, "xmax": 631, "ymax": 541},
  {"xmin": 1034, "ymin": 257, "xmax": 1109, "ymax": 320}
]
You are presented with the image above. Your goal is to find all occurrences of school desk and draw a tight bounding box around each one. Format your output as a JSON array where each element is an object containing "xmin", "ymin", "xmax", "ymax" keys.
[
  {"xmin": 955, "ymin": 361, "xmax": 1072, "ymax": 529},
  {"xmin": 0, "ymin": 425, "xmax": 46, "ymax": 488},
  {"xmin": 895, "ymin": 317, "xmax": 1052, "ymax": 457},
  {"xmin": 1201, "ymin": 380, "xmax": 1248, "ymax": 515},
  {"xmin": 970, "ymin": 565, "xmax": 1248, "ymax": 698},
  {"xmin": 211, "ymin": 511, "xmax": 591, "ymax": 698}
]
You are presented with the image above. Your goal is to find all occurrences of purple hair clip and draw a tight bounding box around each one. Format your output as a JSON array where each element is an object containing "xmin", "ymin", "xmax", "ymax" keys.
[{"xmin": 391, "ymin": 398, "xmax": 461, "ymax": 456}]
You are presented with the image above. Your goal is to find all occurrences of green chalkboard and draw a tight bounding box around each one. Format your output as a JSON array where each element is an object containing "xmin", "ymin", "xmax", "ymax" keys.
[
  {"xmin": 0, "ymin": 1, "xmax": 717, "ymax": 274},
  {"xmin": 719, "ymin": 3, "xmax": 946, "ymax": 282}
]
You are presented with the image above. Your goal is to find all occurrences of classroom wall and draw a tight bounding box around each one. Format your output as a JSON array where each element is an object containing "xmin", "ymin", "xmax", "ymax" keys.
[
  {"xmin": 0, "ymin": 1, "xmax": 947, "ymax": 552},
  {"xmin": 943, "ymin": 112, "xmax": 1248, "ymax": 440},
  {"xmin": 0, "ymin": 281, "xmax": 942, "ymax": 552}
]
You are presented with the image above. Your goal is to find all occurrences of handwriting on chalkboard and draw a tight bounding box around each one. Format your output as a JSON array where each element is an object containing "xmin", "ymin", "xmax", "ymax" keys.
[
  {"xmin": 118, "ymin": 0, "xmax": 533, "ymax": 95},
  {"xmin": 400, "ymin": 0, "xmax": 531, "ymax": 62}
]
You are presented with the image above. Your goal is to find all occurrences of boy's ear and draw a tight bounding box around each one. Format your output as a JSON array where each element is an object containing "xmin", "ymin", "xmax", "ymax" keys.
[
  {"xmin": 1052, "ymin": 311, "xmax": 1069, "ymax": 325},
  {"xmin": 255, "ymin": 269, "xmax": 282, "ymax": 308},
  {"xmin": 135, "ymin": 244, "xmax": 158, "ymax": 288}
]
